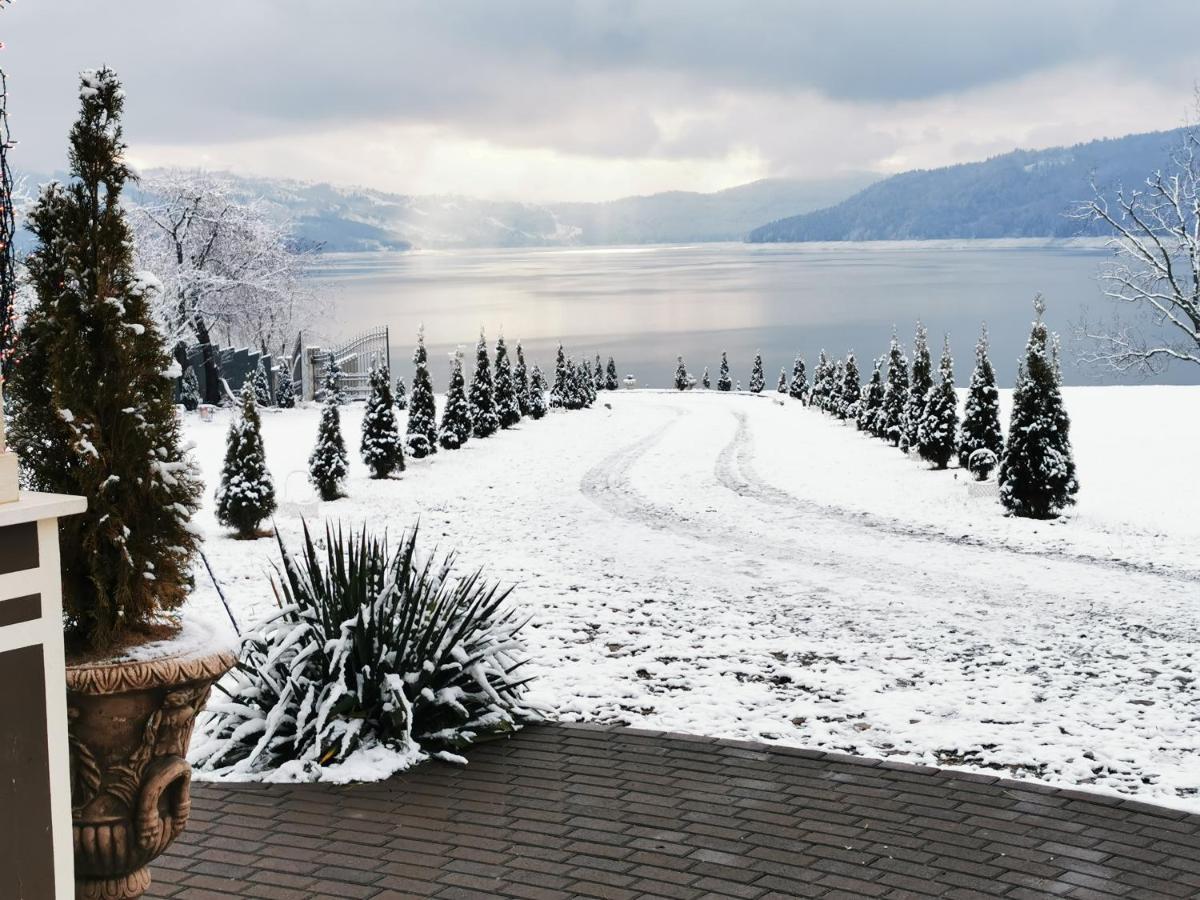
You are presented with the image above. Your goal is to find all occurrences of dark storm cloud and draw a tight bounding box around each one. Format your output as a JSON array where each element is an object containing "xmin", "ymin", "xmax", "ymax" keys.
[{"xmin": 3, "ymin": 0, "xmax": 1199, "ymax": 174}]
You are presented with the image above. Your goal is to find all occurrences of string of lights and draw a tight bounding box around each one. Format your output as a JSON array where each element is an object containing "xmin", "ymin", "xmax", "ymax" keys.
[{"xmin": 0, "ymin": 27, "xmax": 15, "ymax": 376}]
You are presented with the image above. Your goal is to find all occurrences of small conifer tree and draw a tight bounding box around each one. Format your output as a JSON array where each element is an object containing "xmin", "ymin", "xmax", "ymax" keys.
[
  {"xmin": 439, "ymin": 352, "xmax": 472, "ymax": 449},
  {"xmin": 550, "ymin": 343, "xmax": 568, "ymax": 408},
  {"xmin": 916, "ymin": 336, "xmax": 959, "ymax": 469},
  {"xmin": 789, "ymin": 356, "xmax": 807, "ymax": 402},
  {"xmin": 180, "ymin": 367, "xmax": 201, "ymax": 411},
  {"xmin": 749, "ymin": 352, "xmax": 766, "ymax": 393},
  {"xmin": 812, "ymin": 350, "xmax": 830, "ymax": 410},
  {"xmin": 903, "ymin": 322, "xmax": 932, "ymax": 449},
  {"xmin": 7, "ymin": 68, "xmax": 202, "ymax": 649},
  {"xmin": 406, "ymin": 328, "xmax": 437, "ymax": 458},
  {"xmin": 999, "ymin": 297, "xmax": 1078, "ymax": 518},
  {"xmin": 717, "ymin": 351, "xmax": 732, "ymax": 391},
  {"xmin": 360, "ymin": 364, "xmax": 405, "ymax": 478},
  {"xmin": 514, "ymin": 341, "xmax": 531, "ymax": 415},
  {"xmin": 830, "ymin": 359, "xmax": 845, "ymax": 414},
  {"xmin": 309, "ymin": 388, "xmax": 348, "ymax": 501},
  {"xmin": 674, "ymin": 356, "xmax": 689, "ymax": 390},
  {"xmin": 593, "ymin": 353, "xmax": 604, "ymax": 392},
  {"xmin": 216, "ymin": 382, "xmax": 276, "ymax": 537},
  {"xmin": 839, "ymin": 353, "xmax": 860, "ymax": 421},
  {"xmin": 323, "ymin": 351, "xmax": 346, "ymax": 406},
  {"xmin": 605, "ymin": 356, "xmax": 618, "ymax": 390},
  {"xmin": 701, "ymin": 367, "xmax": 711, "ymax": 389},
  {"xmin": 252, "ymin": 361, "xmax": 273, "ymax": 407},
  {"xmin": 528, "ymin": 364, "xmax": 548, "ymax": 419},
  {"xmin": 880, "ymin": 332, "xmax": 909, "ymax": 444},
  {"xmin": 469, "ymin": 329, "xmax": 499, "ymax": 437},
  {"xmin": 275, "ymin": 370, "xmax": 296, "ymax": 408},
  {"xmin": 777, "ymin": 368, "xmax": 788, "ymax": 392},
  {"xmin": 859, "ymin": 358, "xmax": 884, "ymax": 432},
  {"xmin": 494, "ymin": 335, "xmax": 521, "ymax": 428},
  {"xmin": 958, "ymin": 325, "xmax": 1004, "ymax": 470},
  {"xmin": 394, "ymin": 373, "xmax": 408, "ymax": 410},
  {"xmin": 581, "ymin": 359, "xmax": 597, "ymax": 406}
]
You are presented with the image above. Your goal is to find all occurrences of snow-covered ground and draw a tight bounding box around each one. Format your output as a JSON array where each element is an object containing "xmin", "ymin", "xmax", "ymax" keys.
[{"xmin": 185, "ymin": 387, "xmax": 1200, "ymax": 809}]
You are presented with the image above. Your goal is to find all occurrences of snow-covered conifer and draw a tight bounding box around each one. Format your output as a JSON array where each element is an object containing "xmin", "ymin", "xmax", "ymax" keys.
[
  {"xmin": 494, "ymin": 335, "xmax": 521, "ymax": 429},
  {"xmin": 514, "ymin": 341, "xmax": 531, "ymax": 415},
  {"xmin": 180, "ymin": 367, "xmax": 201, "ymax": 411},
  {"xmin": 252, "ymin": 361, "xmax": 273, "ymax": 407},
  {"xmin": 812, "ymin": 350, "xmax": 830, "ymax": 410},
  {"xmin": 903, "ymin": 322, "xmax": 932, "ymax": 449},
  {"xmin": 999, "ymin": 297, "xmax": 1078, "ymax": 518},
  {"xmin": 777, "ymin": 368, "xmax": 788, "ymax": 392},
  {"xmin": 275, "ymin": 370, "xmax": 296, "ymax": 408},
  {"xmin": 916, "ymin": 336, "xmax": 958, "ymax": 469},
  {"xmin": 216, "ymin": 382, "xmax": 276, "ymax": 537},
  {"xmin": 880, "ymin": 332, "xmax": 908, "ymax": 444},
  {"xmin": 550, "ymin": 343, "xmax": 568, "ymax": 408},
  {"xmin": 593, "ymin": 354, "xmax": 604, "ymax": 392},
  {"xmin": 394, "ymin": 373, "xmax": 408, "ymax": 410},
  {"xmin": 605, "ymin": 356, "xmax": 618, "ymax": 390},
  {"xmin": 323, "ymin": 351, "xmax": 346, "ymax": 405},
  {"xmin": 361, "ymin": 365, "xmax": 405, "ymax": 478},
  {"xmin": 581, "ymin": 359, "xmax": 597, "ymax": 406},
  {"xmin": 717, "ymin": 352, "xmax": 732, "ymax": 391},
  {"xmin": 830, "ymin": 359, "xmax": 845, "ymax": 415},
  {"xmin": 860, "ymin": 357, "xmax": 884, "ymax": 432},
  {"xmin": 749, "ymin": 352, "xmax": 765, "ymax": 393},
  {"xmin": 438, "ymin": 352, "xmax": 472, "ymax": 449},
  {"xmin": 528, "ymin": 364, "xmax": 548, "ymax": 419},
  {"xmin": 789, "ymin": 356, "xmax": 807, "ymax": 402},
  {"xmin": 7, "ymin": 68, "xmax": 203, "ymax": 647},
  {"xmin": 406, "ymin": 328, "xmax": 437, "ymax": 458},
  {"xmin": 469, "ymin": 330, "xmax": 499, "ymax": 437},
  {"xmin": 309, "ymin": 390, "xmax": 348, "ymax": 501},
  {"xmin": 839, "ymin": 353, "xmax": 860, "ymax": 421},
  {"xmin": 959, "ymin": 325, "xmax": 1004, "ymax": 469},
  {"xmin": 701, "ymin": 367, "xmax": 711, "ymax": 389},
  {"xmin": 674, "ymin": 356, "xmax": 689, "ymax": 390}
]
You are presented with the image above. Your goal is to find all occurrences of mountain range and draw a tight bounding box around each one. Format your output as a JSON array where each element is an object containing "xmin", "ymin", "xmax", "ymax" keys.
[
  {"xmin": 146, "ymin": 172, "xmax": 876, "ymax": 252},
  {"xmin": 14, "ymin": 126, "xmax": 1184, "ymax": 250},
  {"xmin": 747, "ymin": 128, "xmax": 1185, "ymax": 243}
]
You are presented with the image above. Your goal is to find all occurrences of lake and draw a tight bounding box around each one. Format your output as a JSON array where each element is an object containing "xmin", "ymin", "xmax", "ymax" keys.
[{"xmin": 307, "ymin": 240, "xmax": 1192, "ymax": 388}]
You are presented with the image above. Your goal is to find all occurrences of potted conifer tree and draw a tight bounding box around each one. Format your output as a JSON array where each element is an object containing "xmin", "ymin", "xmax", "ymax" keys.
[{"xmin": 7, "ymin": 68, "xmax": 235, "ymax": 899}]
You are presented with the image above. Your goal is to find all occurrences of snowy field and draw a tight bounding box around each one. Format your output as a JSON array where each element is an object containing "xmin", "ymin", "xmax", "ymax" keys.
[{"xmin": 185, "ymin": 387, "xmax": 1200, "ymax": 809}]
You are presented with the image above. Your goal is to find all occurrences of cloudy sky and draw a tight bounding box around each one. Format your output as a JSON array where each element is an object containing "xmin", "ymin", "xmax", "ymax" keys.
[{"xmin": 4, "ymin": 1, "xmax": 1198, "ymax": 202}]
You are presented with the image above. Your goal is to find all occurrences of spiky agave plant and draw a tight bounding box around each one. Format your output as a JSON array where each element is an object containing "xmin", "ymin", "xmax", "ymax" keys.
[{"xmin": 192, "ymin": 523, "xmax": 539, "ymax": 776}]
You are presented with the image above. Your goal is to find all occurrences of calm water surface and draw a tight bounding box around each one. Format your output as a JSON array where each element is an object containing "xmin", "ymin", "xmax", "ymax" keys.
[{"xmin": 308, "ymin": 241, "xmax": 1190, "ymax": 388}]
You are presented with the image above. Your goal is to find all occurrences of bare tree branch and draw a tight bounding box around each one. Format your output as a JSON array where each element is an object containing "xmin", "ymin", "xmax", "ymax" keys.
[{"xmin": 1073, "ymin": 114, "xmax": 1200, "ymax": 374}]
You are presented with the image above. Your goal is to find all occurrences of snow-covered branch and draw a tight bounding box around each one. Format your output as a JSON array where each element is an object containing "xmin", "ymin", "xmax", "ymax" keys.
[
  {"xmin": 129, "ymin": 169, "xmax": 322, "ymax": 356},
  {"xmin": 1073, "ymin": 118, "xmax": 1200, "ymax": 374}
]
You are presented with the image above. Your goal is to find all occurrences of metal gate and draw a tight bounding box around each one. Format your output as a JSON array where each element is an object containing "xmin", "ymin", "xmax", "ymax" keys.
[{"xmin": 300, "ymin": 326, "xmax": 390, "ymax": 402}]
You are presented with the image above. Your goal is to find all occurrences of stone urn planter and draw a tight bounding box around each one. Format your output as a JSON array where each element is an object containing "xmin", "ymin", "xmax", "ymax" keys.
[{"xmin": 66, "ymin": 632, "xmax": 235, "ymax": 899}]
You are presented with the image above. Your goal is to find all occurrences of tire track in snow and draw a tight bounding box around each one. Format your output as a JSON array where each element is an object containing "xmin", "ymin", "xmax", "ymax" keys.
[{"xmin": 717, "ymin": 408, "xmax": 1200, "ymax": 584}]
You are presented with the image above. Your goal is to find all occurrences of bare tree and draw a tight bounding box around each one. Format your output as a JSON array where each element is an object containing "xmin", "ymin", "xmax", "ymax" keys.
[
  {"xmin": 130, "ymin": 169, "xmax": 319, "ymax": 401},
  {"xmin": 1076, "ymin": 118, "xmax": 1200, "ymax": 374}
]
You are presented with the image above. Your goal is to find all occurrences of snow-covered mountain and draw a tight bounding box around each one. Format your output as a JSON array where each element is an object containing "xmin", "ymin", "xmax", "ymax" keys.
[{"xmin": 148, "ymin": 172, "xmax": 877, "ymax": 251}]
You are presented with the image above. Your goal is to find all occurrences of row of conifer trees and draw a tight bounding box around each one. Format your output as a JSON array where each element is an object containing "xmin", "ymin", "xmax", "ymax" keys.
[
  {"xmin": 671, "ymin": 299, "xmax": 1078, "ymax": 519},
  {"xmin": 215, "ymin": 329, "xmax": 618, "ymax": 536}
]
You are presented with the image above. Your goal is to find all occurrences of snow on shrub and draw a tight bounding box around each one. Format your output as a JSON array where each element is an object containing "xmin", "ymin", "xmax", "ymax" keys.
[{"xmin": 192, "ymin": 523, "xmax": 540, "ymax": 779}]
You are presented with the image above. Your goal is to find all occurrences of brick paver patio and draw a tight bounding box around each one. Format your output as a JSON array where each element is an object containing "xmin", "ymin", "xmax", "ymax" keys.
[{"xmin": 148, "ymin": 723, "xmax": 1200, "ymax": 899}]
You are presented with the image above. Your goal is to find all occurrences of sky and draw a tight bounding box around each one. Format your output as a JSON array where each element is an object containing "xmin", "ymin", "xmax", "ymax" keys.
[{"xmin": 3, "ymin": 1, "xmax": 1199, "ymax": 203}]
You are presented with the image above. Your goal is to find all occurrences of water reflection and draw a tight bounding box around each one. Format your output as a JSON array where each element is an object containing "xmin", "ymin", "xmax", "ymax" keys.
[{"xmin": 306, "ymin": 241, "xmax": 1190, "ymax": 387}]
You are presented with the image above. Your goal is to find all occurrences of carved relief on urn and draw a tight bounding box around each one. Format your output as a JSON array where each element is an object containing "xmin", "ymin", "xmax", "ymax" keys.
[{"xmin": 66, "ymin": 644, "xmax": 235, "ymax": 900}]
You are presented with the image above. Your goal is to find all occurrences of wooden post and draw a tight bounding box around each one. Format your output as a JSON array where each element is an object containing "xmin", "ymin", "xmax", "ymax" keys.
[{"xmin": 0, "ymin": 377, "xmax": 87, "ymax": 899}]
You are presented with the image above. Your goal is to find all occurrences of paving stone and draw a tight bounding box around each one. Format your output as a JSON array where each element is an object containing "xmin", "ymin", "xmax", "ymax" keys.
[{"xmin": 140, "ymin": 723, "xmax": 1200, "ymax": 899}]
